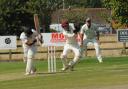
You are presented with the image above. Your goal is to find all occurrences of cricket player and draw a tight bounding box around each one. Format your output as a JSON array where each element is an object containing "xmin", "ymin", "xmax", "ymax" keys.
[
  {"xmin": 60, "ymin": 20, "xmax": 81, "ymax": 71},
  {"xmin": 20, "ymin": 27, "xmax": 43, "ymax": 75},
  {"xmin": 80, "ymin": 18, "xmax": 103, "ymax": 63}
]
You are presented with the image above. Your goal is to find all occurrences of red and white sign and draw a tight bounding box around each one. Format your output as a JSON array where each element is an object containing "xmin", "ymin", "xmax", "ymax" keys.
[
  {"xmin": 42, "ymin": 33, "xmax": 80, "ymax": 46},
  {"xmin": 42, "ymin": 33, "xmax": 65, "ymax": 46}
]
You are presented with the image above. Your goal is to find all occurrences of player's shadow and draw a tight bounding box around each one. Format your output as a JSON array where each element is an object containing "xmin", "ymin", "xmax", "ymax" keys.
[{"xmin": 36, "ymin": 71, "xmax": 71, "ymax": 75}]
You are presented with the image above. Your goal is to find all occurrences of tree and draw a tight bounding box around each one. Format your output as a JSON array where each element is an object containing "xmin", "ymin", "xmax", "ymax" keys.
[
  {"xmin": 104, "ymin": 0, "xmax": 128, "ymax": 27},
  {"xmin": 88, "ymin": 0, "xmax": 103, "ymax": 8},
  {"xmin": 27, "ymin": 0, "xmax": 63, "ymax": 32},
  {"xmin": 65, "ymin": 0, "xmax": 87, "ymax": 8},
  {"xmin": 0, "ymin": 0, "xmax": 63, "ymax": 35},
  {"xmin": 62, "ymin": 8, "xmax": 87, "ymax": 25},
  {"xmin": 64, "ymin": 0, "xmax": 103, "ymax": 8},
  {"xmin": 0, "ymin": 0, "xmax": 33, "ymax": 35}
]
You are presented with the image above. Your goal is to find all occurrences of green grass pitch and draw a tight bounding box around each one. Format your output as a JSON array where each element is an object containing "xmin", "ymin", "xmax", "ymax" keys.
[{"xmin": 0, "ymin": 57, "xmax": 128, "ymax": 89}]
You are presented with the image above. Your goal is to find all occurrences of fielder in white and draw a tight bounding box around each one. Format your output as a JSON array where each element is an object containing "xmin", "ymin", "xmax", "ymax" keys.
[
  {"xmin": 20, "ymin": 27, "xmax": 43, "ymax": 75},
  {"xmin": 80, "ymin": 18, "xmax": 103, "ymax": 63},
  {"xmin": 60, "ymin": 20, "xmax": 81, "ymax": 71}
]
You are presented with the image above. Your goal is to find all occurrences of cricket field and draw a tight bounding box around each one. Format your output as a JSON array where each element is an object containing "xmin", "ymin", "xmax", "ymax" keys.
[{"xmin": 0, "ymin": 57, "xmax": 128, "ymax": 89}]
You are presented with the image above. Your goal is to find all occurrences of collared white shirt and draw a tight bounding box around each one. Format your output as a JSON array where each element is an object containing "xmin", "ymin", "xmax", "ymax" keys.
[
  {"xmin": 80, "ymin": 23, "xmax": 98, "ymax": 39},
  {"xmin": 62, "ymin": 25, "xmax": 77, "ymax": 44},
  {"xmin": 20, "ymin": 29, "xmax": 38, "ymax": 48}
]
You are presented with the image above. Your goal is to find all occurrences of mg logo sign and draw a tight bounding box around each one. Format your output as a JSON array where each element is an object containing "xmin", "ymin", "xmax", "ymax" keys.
[
  {"xmin": 42, "ymin": 33, "xmax": 81, "ymax": 46},
  {"xmin": 51, "ymin": 33, "xmax": 66, "ymax": 42}
]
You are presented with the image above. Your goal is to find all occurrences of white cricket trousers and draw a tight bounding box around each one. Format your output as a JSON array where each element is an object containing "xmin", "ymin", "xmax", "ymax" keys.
[
  {"xmin": 82, "ymin": 38, "xmax": 102, "ymax": 63},
  {"xmin": 23, "ymin": 45, "xmax": 37, "ymax": 74},
  {"xmin": 61, "ymin": 43, "xmax": 81, "ymax": 68}
]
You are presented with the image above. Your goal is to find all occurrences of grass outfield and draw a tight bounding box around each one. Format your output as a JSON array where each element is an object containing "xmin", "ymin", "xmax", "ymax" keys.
[{"xmin": 0, "ymin": 57, "xmax": 128, "ymax": 89}]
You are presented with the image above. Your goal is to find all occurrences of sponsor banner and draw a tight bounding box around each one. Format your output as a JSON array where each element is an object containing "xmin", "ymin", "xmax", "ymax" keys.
[
  {"xmin": 117, "ymin": 29, "xmax": 128, "ymax": 42},
  {"xmin": 0, "ymin": 36, "xmax": 17, "ymax": 49},
  {"xmin": 42, "ymin": 33, "xmax": 81, "ymax": 46},
  {"xmin": 42, "ymin": 33, "xmax": 65, "ymax": 46}
]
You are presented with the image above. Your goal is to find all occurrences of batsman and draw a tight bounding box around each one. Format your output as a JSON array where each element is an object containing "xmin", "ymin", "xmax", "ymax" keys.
[{"xmin": 20, "ymin": 14, "xmax": 43, "ymax": 75}]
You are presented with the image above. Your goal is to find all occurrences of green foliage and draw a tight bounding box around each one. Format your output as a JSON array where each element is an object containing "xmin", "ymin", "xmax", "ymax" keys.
[
  {"xmin": 24, "ymin": 0, "xmax": 63, "ymax": 32},
  {"xmin": 87, "ymin": 0, "xmax": 103, "ymax": 8},
  {"xmin": 65, "ymin": 0, "xmax": 103, "ymax": 8},
  {"xmin": 0, "ymin": 0, "xmax": 106, "ymax": 35},
  {"xmin": 0, "ymin": 0, "xmax": 33, "ymax": 35},
  {"xmin": 65, "ymin": 0, "xmax": 87, "ymax": 8},
  {"xmin": 0, "ymin": 0, "xmax": 63, "ymax": 35},
  {"xmin": 104, "ymin": 0, "xmax": 128, "ymax": 25},
  {"xmin": 62, "ymin": 9, "xmax": 87, "ymax": 25}
]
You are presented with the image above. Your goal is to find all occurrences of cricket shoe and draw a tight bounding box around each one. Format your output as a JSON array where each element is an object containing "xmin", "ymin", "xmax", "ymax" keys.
[
  {"xmin": 61, "ymin": 65, "xmax": 71, "ymax": 71},
  {"xmin": 24, "ymin": 72, "xmax": 31, "ymax": 76},
  {"xmin": 31, "ymin": 68, "xmax": 37, "ymax": 74},
  {"xmin": 99, "ymin": 60, "xmax": 103, "ymax": 63},
  {"xmin": 98, "ymin": 58, "xmax": 103, "ymax": 63}
]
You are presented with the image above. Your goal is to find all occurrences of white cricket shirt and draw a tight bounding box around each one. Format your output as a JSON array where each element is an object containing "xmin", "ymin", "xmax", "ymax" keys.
[
  {"xmin": 62, "ymin": 25, "xmax": 77, "ymax": 44},
  {"xmin": 80, "ymin": 23, "xmax": 98, "ymax": 39},
  {"xmin": 20, "ymin": 29, "xmax": 38, "ymax": 48}
]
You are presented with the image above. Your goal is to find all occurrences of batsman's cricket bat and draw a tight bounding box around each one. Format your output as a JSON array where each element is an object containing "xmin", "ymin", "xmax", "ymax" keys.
[
  {"xmin": 34, "ymin": 14, "xmax": 40, "ymax": 33},
  {"xmin": 34, "ymin": 14, "xmax": 43, "ymax": 45}
]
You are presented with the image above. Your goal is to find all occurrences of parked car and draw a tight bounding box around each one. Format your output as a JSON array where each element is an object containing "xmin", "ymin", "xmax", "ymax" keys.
[{"xmin": 98, "ymin": 26, "xmax": 110, "ymax": 34}]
